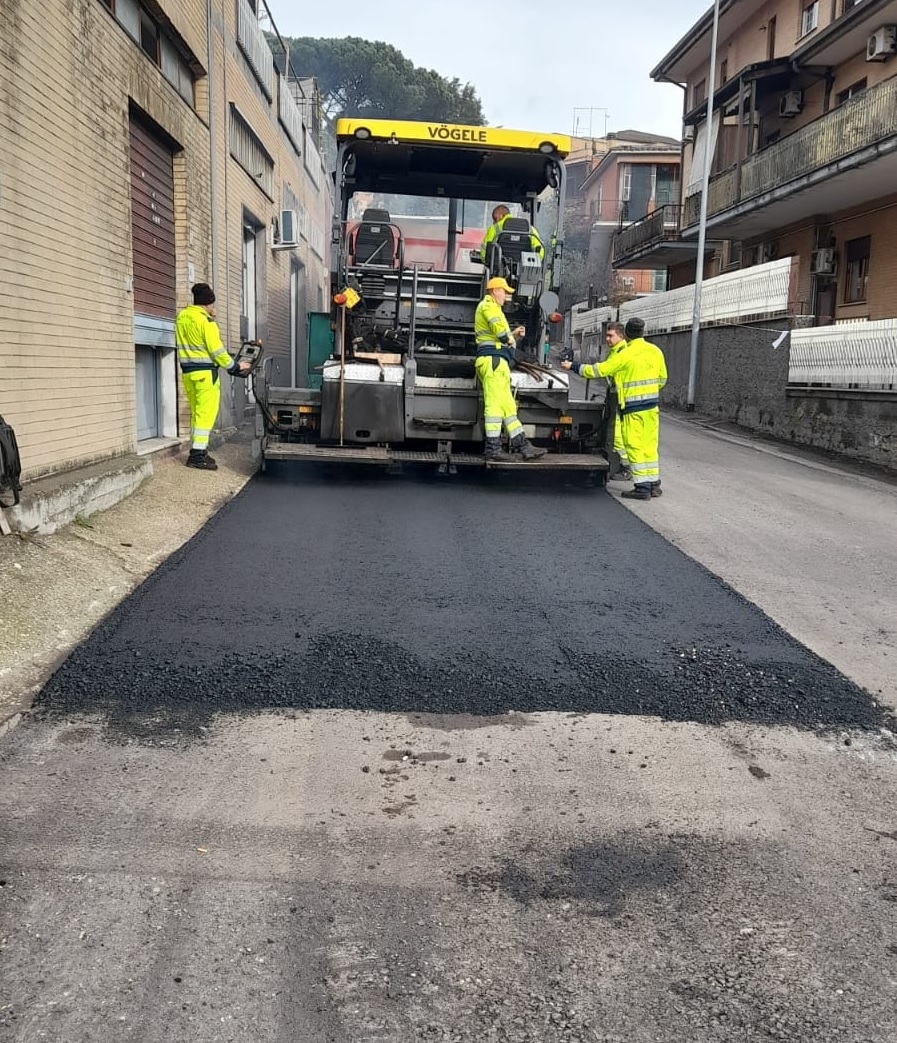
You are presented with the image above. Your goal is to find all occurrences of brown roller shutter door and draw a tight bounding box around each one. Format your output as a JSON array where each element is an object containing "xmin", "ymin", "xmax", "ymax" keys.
[{"xmin": 129, "ymin": 117, "xmax": 176, "ymax": 318}]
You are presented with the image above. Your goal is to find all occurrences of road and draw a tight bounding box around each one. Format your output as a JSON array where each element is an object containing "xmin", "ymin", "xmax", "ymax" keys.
[{"xmin": 2, "ymin": 423, "xmax": 896, "ymax": 1043}]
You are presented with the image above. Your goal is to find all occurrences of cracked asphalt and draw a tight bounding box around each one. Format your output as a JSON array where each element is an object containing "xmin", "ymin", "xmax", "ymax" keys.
[{"xmin": 2, "ymin": 438, "xmax": 897, "ymax": 1043}]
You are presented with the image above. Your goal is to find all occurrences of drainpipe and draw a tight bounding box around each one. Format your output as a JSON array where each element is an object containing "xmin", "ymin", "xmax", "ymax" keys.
[
  {"xmin": 206, "ymin": 0, "xmax": 220, "ymax": 293},
  {"xmin": 686, "ymin": 0, "xmax": 722, "ymax": 411}
]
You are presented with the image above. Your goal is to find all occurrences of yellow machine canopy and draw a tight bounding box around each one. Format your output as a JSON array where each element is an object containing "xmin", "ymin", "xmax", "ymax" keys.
[{"xmin": 335, "ymin": 118, "xmax": 570, "ymax": 202}]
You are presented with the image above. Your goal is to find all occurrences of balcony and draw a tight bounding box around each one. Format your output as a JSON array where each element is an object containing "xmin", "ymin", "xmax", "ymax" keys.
[
  {"xmin": 612, "ymin": 205, "xmax": 716, "ymax": 269},
  {"xmin": 683, "ymin": 75, "xmax": 897, "ymax": 240}
]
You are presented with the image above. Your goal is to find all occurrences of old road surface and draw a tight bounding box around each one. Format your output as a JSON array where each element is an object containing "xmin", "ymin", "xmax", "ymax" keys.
[{"xmin": 3, "ymin": 453, "xmax": 897, "ymax": 1043}]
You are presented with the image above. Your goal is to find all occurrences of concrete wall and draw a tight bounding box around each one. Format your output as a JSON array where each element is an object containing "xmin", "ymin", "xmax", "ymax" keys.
[{"xmin": 655, "ymin": 323, "xmax": 897, "ymax": 470}]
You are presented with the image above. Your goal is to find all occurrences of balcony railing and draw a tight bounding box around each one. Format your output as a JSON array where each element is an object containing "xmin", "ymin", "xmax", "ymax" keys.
[
  {"xmin": 684, "ymin": 74, "xmax": 897, "ymax": 228},
  {"xmin": 237, "ymin": 0, "xmax": 275, "ymax": 100},
  {"xmin": 613, "ymin": 205, "xmax": 683, "ymax": 262}
]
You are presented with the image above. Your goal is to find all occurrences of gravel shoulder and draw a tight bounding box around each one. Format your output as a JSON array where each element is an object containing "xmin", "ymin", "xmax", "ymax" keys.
[{"xmin": 0, "ymin": 438, "xmax": 255, "ymax": 729}]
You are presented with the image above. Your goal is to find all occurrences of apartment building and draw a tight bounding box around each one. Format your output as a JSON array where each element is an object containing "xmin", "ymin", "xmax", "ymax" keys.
[
  {"xmin": 0, "ymin": 0, "xmax": 331, "ymax": 489},
  {"xmin": 613, "ymin": 0, "xmax": 897, "ymax": 325},
  {"xmin": 581, "ymin": 133, "xmax": 681, "ymax": 301}
]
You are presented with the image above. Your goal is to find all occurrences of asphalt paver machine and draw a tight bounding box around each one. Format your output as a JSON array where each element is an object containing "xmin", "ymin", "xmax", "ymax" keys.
[{"xmin": 255, "ymin": 118, "xmax": 612, "ymax": 479}]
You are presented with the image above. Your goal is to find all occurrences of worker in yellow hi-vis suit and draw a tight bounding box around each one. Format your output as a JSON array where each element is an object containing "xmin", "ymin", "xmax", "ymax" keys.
[
  {"xmin": 600, "ymin": 321, "xmax": 631, "ymax": 481},
  {"xmin": 479, "ymin": 204, "xmax": 545, "ymax": 263},
  {"xmin": 474, "ymin": 277, "xmax": 546, "ymax": 461},
  {"xmin": 562, "ymin": 316, "xmax": 666, "ymax": 499},
  {"xmin": 176, "ymin": 283, "xmax": 250, "ymax": 471}
]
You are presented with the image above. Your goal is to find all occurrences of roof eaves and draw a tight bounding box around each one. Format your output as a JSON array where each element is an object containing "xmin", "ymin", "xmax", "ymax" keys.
[{"xmin": 650, "ymin": 0, "xmax": 740, "ymax": 82}]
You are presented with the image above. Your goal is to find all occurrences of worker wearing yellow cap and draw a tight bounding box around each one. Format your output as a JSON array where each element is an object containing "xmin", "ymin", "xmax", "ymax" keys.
[{"xmin": 474, "ymin": 277, "xmax": 546, "ymax": 461}]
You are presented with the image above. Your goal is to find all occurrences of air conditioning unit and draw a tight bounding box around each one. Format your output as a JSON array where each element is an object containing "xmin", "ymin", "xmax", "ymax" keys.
[
  {"xmin": 279, "ymin": 209, "xmax": 298, "ymax": 245},
  {"xmin": 866, "ymin": 25, "xmax": 897, "ymax": 61},
  {"xmin": 683, "ymin": 125, "xmax": 695, "ymax": 141},
  {"xmin": 779, "ymin": 90, "xmax": 804, "ymax": 118},
  {"xmin": 811, "ymin": 247, "xmax": 837, "ymax": 275}
]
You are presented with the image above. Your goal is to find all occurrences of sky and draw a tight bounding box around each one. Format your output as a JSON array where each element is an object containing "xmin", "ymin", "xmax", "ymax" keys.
[{"xmin": 273, "ymin": 0, "xmax": 712, "ymax": 141}]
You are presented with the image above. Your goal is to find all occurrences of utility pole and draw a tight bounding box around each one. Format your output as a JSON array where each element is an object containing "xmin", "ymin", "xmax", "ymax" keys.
[{"xmin": 686, "ymin": 0, "xmax": 722, "ymax": 411}]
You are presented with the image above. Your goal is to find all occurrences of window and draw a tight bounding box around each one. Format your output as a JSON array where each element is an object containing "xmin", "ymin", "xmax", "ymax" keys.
[
  {"xmin": 719, "ymin": 60, "xmax": 728, "ymax": 86},
  {"xmin": 693, "ymin": 79, "xmax": 706, "ymax": 107},
  {"xmin": 97, "ymin": 0, "xmax": 195, "ymax": 107},
  {"xmin": 139, "ymin": 7, "xmax": 159, "ymax": 61},
  {"xmin": 844, "ymin": 236, "xmax": 870, "ymax": 303},
  {"xmin": 800, "ymin": 1, "xmax": 819, "ymax": 37},
  {"xmin": 836, "ymin": 79, "xmax": 867, "ymax": 105},
  {"xmin": 229, "ymin": 105, "xmax": 274, "ymax": 197}
]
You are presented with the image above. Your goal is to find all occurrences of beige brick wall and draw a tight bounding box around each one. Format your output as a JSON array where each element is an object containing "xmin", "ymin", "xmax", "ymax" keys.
[
  {"xmin": 0, "ymin": 0, "xmax": 212, "ymax": 479},
  {"xmin": 1, "ymin": 0, "xmax": 332, "ymax": 483},
  {"xmin": 829, "ymin": 194, "xmax": 897, "ymax": 322},
  {"xmin": 206, "ymin": 4, "xmax": 332, "ymax": 407}
]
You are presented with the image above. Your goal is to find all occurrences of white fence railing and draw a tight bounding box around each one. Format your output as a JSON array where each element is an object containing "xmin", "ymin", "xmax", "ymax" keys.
[
  {"xmin": 789, "ymin": 319, "xmax": 897, "ymax": 388},
  {"xmin": 569, "ymin": 305, "xmax": 614, "ymax": 335},
  {"xmin": 618, "ymin": 257, "xmax": 794, "ymax": 334},
  {"xmin": 237, "ymin": 0, "xmax": 274, "ymax": 100},
  {"xmin": 278, "ymin": 77, "xmax": 303, "ymax": 154}
]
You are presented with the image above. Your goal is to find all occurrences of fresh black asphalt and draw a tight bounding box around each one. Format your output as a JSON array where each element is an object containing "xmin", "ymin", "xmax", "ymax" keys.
[{"xmin": 35, "ymin": 466, "xmax": 894, "ymax": 737}]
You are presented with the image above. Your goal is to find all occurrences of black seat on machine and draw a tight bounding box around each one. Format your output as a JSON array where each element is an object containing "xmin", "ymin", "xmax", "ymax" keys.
[
  {"xmin": 494, "ymin": 217, "xmax": 536, "ymax": 264},
  {"xmin": 353, "ymin": 208, "xmax": 397, "ymax": 267}
]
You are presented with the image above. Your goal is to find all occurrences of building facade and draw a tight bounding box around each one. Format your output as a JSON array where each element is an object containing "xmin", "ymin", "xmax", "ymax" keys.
[
  {"xmin": 581, "ymin": 134, "xmax": 681, "ymax": 301},
  {"xmin": 0, "ymin": 0, "xmax": 331, "ymax": 488},
  {"xmin": 613, "ymin": 0, "xmax": 897, "ymax": 327}
]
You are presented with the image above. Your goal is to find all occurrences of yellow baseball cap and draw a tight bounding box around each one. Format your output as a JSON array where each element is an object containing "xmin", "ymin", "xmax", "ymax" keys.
[{"xmin": 486, "ymin": 277, "xmax": 515, "ymax": 293}]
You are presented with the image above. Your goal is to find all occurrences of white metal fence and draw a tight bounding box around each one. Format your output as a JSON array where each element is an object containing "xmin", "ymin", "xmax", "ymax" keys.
[
  {"xmin": 237, "ymin": 0, "xmax": 275, "ymax": 100},
  {"xmin": 789, "ymin": 319, "xmax": 897, "ymax": 389},
  {"xmin": 278, "ymin": 78, "xmax": 303, "ymax": 155},
  {"xmin": 618, "ymin": 257, "xmax": 794, "ymax": 334}
]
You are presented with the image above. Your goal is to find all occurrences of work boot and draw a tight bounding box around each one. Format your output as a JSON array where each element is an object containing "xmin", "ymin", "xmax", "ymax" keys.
[
  {"xmin": 186, "ymin": 449, "xmax": 218, "ymax": 471},
  {"xmin": 609, "ymin": 467, "xmax": 632, "ymax": 482},
  {"xmin": 510, "ymin": 434, "xmax": 547, "ymax": 461},
  {"xmin": 484, "ymin": 438, "xmax": 512, "ymax": 461},
  {"xmin": 650, "ymin": 481, "xmax": 663, "ymax": 498},
  {"xmin": 621, "ymin": 485, "xmax": 651, "ymax": 500}
]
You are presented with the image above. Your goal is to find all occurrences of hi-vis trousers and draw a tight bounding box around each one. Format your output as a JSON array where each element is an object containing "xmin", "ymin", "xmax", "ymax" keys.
[
  {"xmin": 613, "ymin": 415, "xmax": 628, "ymax": 465},
  {"xmin": 181, "ymin": 369, "xmax": 221, "ymax": 451},
  {"xmin": 475, "ymin": 356, "xmax": 523, "ymax": 441},
  {"xmin": 621, "ymin": 407, "xmax": 660, "ymax": 486}
]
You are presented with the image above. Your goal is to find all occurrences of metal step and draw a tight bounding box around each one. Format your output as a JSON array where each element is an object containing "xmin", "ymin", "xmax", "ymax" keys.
[
  {"xmin": 485, "ymin": 454, "xmax": 608, "ymax": 471},
  {"xmin": 264, "ymin": 443, "xmax": 608, "ymax": 471},
  {"xmin": 264, "ymin": 444, "xmax": 390, "ymax": 464}
]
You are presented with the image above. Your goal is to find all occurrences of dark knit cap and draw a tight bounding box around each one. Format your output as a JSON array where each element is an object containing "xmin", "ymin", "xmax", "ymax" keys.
[
  {"xmin": 624, "ymin": 317, "xmax": 645, "ymax": 339},
  {"xmin": 192, "ymin": 283, "xmax": 216, "ymax": 306}
]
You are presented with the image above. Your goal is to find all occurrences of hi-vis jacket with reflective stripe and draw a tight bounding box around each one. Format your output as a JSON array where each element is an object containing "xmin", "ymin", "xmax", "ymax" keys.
[
  {"xmin": 474, "ymin": 294, "xmax": 516, "ymax": 366},
  {"xmin": 176, "ymin": 305, "xmax": 233, "ymax": 373},
  {"xmin": 573, "ymin": 337, "xmax": 667, "ymax": 414}
]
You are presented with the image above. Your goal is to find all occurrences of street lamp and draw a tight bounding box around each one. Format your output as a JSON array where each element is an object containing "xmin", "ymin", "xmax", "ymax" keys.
[{"xmin": 686, "ymin": 0, "xmax": 722, "ymax": 410}]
